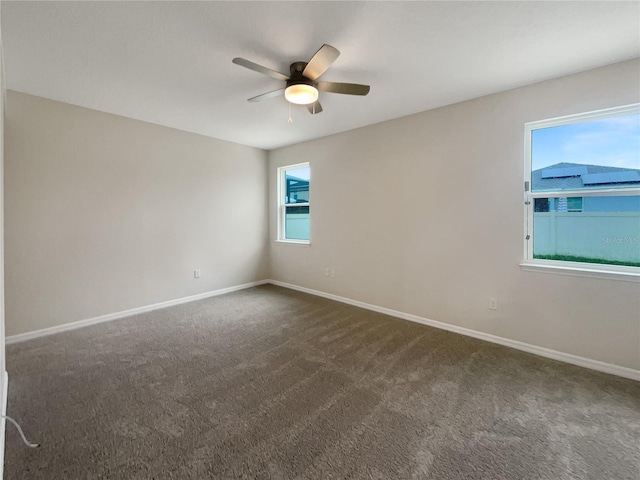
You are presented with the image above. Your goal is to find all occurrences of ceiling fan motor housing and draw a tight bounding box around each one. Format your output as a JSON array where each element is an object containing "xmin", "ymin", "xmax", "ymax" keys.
[{"xmin": 287, "ymin": 62, "xmax": 315, "ymax": 88}]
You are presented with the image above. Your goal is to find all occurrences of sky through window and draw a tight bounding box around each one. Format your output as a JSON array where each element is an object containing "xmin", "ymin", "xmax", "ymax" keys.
[{"xmin": 531, "ymin": 113, "xmax": 639, "ymax": 171}]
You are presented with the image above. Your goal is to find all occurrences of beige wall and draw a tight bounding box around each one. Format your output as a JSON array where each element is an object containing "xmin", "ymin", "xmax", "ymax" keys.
[
  {"xmin": 269, "ymin": 59, "xmax": 640, "ymax": 371},
  {"xmin": 5, "ymin": 91, "xmax": 269, "ymax": 336}
]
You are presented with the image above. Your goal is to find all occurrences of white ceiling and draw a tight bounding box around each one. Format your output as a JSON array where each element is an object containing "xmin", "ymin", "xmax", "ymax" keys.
[{"xmin": 2, "ymin": 1, "xmax": 639, "ymax": 150}]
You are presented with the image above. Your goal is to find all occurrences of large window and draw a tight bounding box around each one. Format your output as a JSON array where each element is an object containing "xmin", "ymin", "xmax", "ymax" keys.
[
  {"xmin": 524, "ymin": 105, "xmax": 640, "ymax": 274},
  {"xmin": 277, "ymin": 163, "xmax": 310, "ymax": 243}
]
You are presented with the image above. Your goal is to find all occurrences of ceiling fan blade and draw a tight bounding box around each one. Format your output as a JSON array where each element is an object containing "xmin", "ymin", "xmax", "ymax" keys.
[
  {"xmin": 317, "ymin": 82, "xmax": 370, "ymax": 96},
  {"xmin": 307, "ymin": 101, "xmax": 323, "ymax": 115},
  {"xmin": 302, "ymin": 44, "xmax": 340, "ymax": 80},
  {"xmin": 232, "ymin": 57, "xmax": 289, "ymax": 81},
  {"xmin": 247, "ymin": 88, "xmax": 285, "ymax": 102}
]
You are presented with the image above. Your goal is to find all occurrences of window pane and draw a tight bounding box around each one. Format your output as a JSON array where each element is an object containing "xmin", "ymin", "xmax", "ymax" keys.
[
  {"xmin": 531, "ymin": 113, "xmax": 640, "ymax": 193},
  {"xmin": 285, "ymin": 166, "xmax": 310, "ymax": 204},
  {"xmin": 533, "ymin": 196, "xmax": 640, "ymax": 267},
  {"xmin": 285, "ymin": 205, "xmax": 309, "ymax": 240},
  {"xmin": 534, "ymin": 198, "xmax": 549, "ymax": 212},
  {"xmin": 566, "ymin": 197, "xmax": 582, "ymax": 212}
]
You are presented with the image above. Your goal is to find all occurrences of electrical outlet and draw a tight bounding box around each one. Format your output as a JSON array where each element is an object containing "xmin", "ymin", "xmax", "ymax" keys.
[
  {"xmin": 488, "ymin": 298, "xmax": 498, "ymax": 310},
  {"xmin": 194, "ymin": 269, "xmax": 201, "ymax": 279},
  {"xmin": 330, "ymin": 269, "xmax": 336, "ymax": 278},
  {"xmin": 324, "ymin": 268, "xmax": 330, "ymax": 277}
]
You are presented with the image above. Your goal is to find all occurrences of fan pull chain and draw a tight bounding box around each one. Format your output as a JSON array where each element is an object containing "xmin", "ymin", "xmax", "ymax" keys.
[{"xmin": 288, "ymin": 102, "xmax": 293, "ymax": 123}]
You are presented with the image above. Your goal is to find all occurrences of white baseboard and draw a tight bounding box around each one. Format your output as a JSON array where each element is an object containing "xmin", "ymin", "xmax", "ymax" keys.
[
  {"xmin": 5, "ymin": 278, "xmax": 638, "ymax": 382},
  {"xmin": 0, "ymin": 371, "xmax": 8, "ymax": 480},
  {"xmin": 6, "ymin": 280, "xmax": 270, "ymax": 345},
  {"xmin": 267, "ymin": 279, "xmax": 640, "ymax": 382}
]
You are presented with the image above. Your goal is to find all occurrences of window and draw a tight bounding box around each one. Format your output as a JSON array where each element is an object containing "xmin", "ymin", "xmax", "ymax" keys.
[
  {"xmin": 565, "ymin": 197, "xmax": 583, "ymax": 213},
  {"xmin": 277, "ymin": 163, "xmax": 310, "ymax": 243},
  {"xmin": 524, "ymin": 104, "xmax": 640, "ymax": 274}
]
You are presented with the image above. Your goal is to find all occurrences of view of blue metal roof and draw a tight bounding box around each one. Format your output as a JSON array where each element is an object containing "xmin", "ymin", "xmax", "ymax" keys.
[
  {"xmin": 532, "ymin": 163, "xmax": 640, "ymax": 191},
  {"xmin": 581, "ymin": 171, "xmax": 640, "ymax": 185},
  {"xmin": 541, "ymin": 166, "xmax": 589, "ymax": 179}
]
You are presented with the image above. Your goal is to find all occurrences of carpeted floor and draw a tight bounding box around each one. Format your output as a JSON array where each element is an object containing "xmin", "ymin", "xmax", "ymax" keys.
[{"xmin": 4, "ymin": 285, "xmax": 639, "ymax": 479}]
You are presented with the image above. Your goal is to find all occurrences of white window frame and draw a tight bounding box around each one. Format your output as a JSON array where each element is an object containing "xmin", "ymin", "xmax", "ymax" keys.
[
  {"xmin": 277, "ymin": 162, "xmax": 310, "ymax": 244},
  {"xmin": 522, "ymin": 104, "xmax": 640, "ymax": 280}
]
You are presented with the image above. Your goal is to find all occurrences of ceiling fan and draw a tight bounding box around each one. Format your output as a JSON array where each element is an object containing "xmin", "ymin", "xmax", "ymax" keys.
[{"xmin": 232, "ymin": 44, "xmax": 370, "ymax": 114}]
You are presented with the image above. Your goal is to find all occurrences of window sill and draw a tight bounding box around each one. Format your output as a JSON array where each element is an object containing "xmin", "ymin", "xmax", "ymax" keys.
[
  {"xmin": 275, "ymin": 239, "xmax": 310, "ymax": 246},
  {"xmin": 520, "ymin": 262, "xmax": 640, "ymax": 282}
]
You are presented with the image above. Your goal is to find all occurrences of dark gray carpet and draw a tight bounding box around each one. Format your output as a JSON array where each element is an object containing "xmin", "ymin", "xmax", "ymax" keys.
[{"xmin": 4, "ymin": 285, "xmax": 640, "ymax": 479}]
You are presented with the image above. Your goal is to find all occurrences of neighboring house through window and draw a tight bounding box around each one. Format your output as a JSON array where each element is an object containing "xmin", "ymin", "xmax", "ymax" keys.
[
  {"xmin": 277, "ymin": 163, "xmax": 310, "ymax": 243},
  {"xmin": 524, "ymin": 104, "xmax": 640, "ymax": 273}
]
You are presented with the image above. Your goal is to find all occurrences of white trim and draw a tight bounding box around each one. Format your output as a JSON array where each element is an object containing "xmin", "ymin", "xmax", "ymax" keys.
[
  {"xmin": 526, "ymin": 103, "xmax": 639, "ymax": 131},
  {"xmin": 275, "ymin": 239, "xmax": 310, "ymax": 246},
  {"xmin": 528, "ymin": 188, "xmax": 640, "ymax": 198},
  {"xmin": 6, "ymin": 278, "xmax": 638, "ymax": 381},
  {"xmin": 0, "ymin": 371, "xmax": 7, "ymax": 480},
  {"xmin": 520, "ymin": 262, "xmax": 640, "ymax": 282},
  {"xmin": 5, "ymin": 280, "xmax": 269, "ymax": 345},
  {"xmin": 267, "ymin": 280, "xmax": 640, "ymax": 382}
]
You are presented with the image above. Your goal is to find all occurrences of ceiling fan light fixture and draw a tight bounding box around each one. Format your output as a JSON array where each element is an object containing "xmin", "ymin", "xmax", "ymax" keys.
[
  {"xmin": 234, "ymin": 44, "xmax": 370, "ymax": 114},
  {"xmin": 284, "ymin": 84, "xmax": 318, "ymax": 105}
]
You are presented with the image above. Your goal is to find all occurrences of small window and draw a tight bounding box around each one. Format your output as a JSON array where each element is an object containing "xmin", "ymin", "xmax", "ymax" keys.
[
  {"xmin": 566, "ymin": 197, "xmax": 582, "ymax": 213},
  {"xmin": 277, "ymin": 163, "xmax": 310, "ymax": 243},
  {"xmin": 524, "ymin": 105, "xmax": 640, "ymax": 273},
  {"xmin": 534, "ymin": 198, "xmax": 549, "ymax": 212}
]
